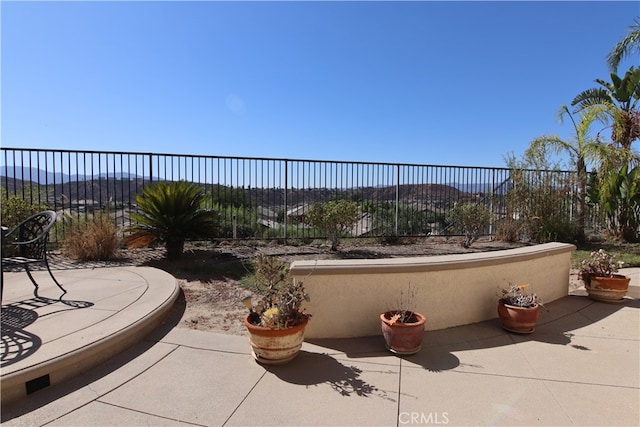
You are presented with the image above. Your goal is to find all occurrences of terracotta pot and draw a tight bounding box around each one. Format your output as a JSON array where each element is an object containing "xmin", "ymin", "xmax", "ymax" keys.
[
  {"xmin": 497, "ymin": 300, "xmax": 539, "ymax": 334},
  {"xmin": 243, "ymin": 315, "xmax": 308, "ymax": 365},
  {"xmin": 380, "ymin": 311, "xmax": 426, "ymax": 355},
  {"xmin": 586, "ymin": 274, "xmax": 630, "ymax": 302}
]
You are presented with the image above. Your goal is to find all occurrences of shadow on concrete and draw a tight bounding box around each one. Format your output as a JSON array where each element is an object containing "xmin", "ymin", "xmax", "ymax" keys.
[
  {"xmin": 1, "ymin": 295, "xmax": 94, "ymax": 368},
  {"xmin": 0, "ymin": 289, "xmax": 186, "ymax": 422},
  {"xmin": 267, "ymin": 350, "xmax": 397, "ymax": 401},
  {"xmin": 1, "ymin": 306, "xmax": 41, "ymax": 368},
  {"xmin": 309, "ymin": 294, "xmax": 639, "ymax": 372}
]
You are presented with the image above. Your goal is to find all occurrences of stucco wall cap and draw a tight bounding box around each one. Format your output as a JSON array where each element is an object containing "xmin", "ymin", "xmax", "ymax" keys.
[{"xmin": 289, "ymin": 242, "xmax": 576, "ymax": 275}]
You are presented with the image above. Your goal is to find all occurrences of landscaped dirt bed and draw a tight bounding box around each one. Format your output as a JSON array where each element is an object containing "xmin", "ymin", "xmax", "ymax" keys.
[{"xmin": 52, "ymin": 237, "xmax": 583, "ymax": 336}]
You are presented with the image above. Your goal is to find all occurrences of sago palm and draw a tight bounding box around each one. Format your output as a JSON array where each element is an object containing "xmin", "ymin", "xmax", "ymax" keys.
[{"xmin": 124, "ymin": 181, "xmax": 218, "ymax": 259}]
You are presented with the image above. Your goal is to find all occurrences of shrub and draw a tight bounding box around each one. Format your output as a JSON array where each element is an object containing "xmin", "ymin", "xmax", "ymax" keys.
[
  {"xmin": 124, "ymin": 181, "xmax": 218, "ymax": 260},
  {"xmin": 1, "ymin": 194, "xmax": 49, "ymax": 229},
  {"xmin": 62, "ymin": 212, "xmax": 121, "ymax": 261},
  {"xmin": 593, "ymin": 165, "xmax": 640, "ymax": 243},
  {"xmin": 305, "ymin": 199, "xmax": 359, "ymax": 251},
  {"xmin": 494, "ymin": 217, "xmax": 525, "ymax": 243},
  {"xmin": 445, "ymin": 202, "xmax": 491, "ymax": 248},
  {"xmin": 214, "ymin": 203, "xmax": 258, "ymax": 239},
  {"xmin": 505, "ymin": 168, "xmax": 579, "ymax": 243}
]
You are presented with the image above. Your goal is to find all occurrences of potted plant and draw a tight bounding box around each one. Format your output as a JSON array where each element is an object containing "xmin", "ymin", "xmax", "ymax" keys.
[
  {"xmin": 579, "ymin": 249, "xmax": 630, "ymax": 302},
  {"xmin": 380, "ymin": 286, "xmax": 426, "ymax": 355},
  {"xmin": 242, "ymin": 254, "xmax": 310, "ymax": 365},
  {"xmin": 497, "ymin": 284, "xmax": 541, "ymax": 333}
]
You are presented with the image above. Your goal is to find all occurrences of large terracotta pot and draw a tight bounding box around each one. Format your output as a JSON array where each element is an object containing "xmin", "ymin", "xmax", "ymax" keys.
[
  {"xmin": 497, "ymin": 300, "xmax": 539, "ymax": 334},
  {"xmin": 586, "ymin": 274, "xmax": 631, "ymax": 302},
  {"xmin": 243, "ymin": 315, "xmax": 309, "ymax": 365},
  {"xmin": 380, "ymin": 311, "xmax": 426, "ymax": 355}
]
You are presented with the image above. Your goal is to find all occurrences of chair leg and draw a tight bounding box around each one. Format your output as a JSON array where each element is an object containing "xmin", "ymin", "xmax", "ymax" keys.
[
  {"xmin": 24, "ymin": 263, "xmax": 67, "ymax": 299},
  {"xmin": 24, "ymin": 264, "xmax": 41, "ymax": 298},
  {"xmin": 45, "ymin": 262, "xmax": 67, "ymax": 295}
]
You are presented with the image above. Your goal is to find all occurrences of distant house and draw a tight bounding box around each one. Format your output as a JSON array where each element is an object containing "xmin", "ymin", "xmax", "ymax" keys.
[
  {"xmin": 286, "ymin": 204, "xmax": 310, "ymax": 224},
  {"xmin": 257, "ymin": 206, "xmax": 278, "ymax": 220},
  {"xmin": 70, "ymin": 199, "xmax": 100, "ymax": 212},
  {"xmin": 256, "ymin": 218, "xmax": 281, "ymax": 237},
  {"xmin": 352, "ymin": 212, "xmax": 374, "ymax": 237}
]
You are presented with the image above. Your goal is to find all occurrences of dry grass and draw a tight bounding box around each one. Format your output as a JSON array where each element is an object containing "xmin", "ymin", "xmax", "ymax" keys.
[{"xmin": 62, "ymin": 213, "xmax": 121, "ymax": 261}]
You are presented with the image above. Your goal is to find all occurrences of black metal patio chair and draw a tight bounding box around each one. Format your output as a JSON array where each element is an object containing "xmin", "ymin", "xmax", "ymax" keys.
[{"xmin": 1, "ymin": 210, "xmax": 66, "ymax": 300}]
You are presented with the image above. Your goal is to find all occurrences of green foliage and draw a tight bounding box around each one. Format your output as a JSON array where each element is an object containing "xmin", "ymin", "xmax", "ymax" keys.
[
  {"xmin": 213, "ymin": 203, "xmax": 258, "ymax": 239},
  {"xmin": 368, "ymin": 201, "xmax": 439, "ymax": 238},
  {"xmin": 572, "ymin": 240, "xmax": 640, "ymax": 268},
  {"xmin": 607, "ymin": 18, "xmax": 640, "ymax": 72},
  {"xmin": 0, "ymin": 193, "xmax": 49, "ymax": 229},
  {"xmin": 124, "ymin": 181, "xmax": 218, "ymax": 259},
  {"xmin": 305, "ymin": 199, "xmax": 359, "ymax": 250},
  {"xmin": 504, "ymin": 167, "xmax": 579, "ymax": 244},
  {"xmin": 572, "ymin": 66, "xmax": 640, "ymax": 149},
  {"xmin": 208, "ymin": 184, "xmax": 253, "ymax": 209},
  {"xmin": 525, "ymin": 105, "xmax": 610, "ymax": 242},
  {"xmin": 62, "ymin": 211, "xmax": 121, "ymax": 261},
  {"xmin": 591, "ymin": 164, "xmax": 640, "ymax": 242},
  {"xmin": 445, "ymin": 202, "xmax": 491, "ymax": 248}
]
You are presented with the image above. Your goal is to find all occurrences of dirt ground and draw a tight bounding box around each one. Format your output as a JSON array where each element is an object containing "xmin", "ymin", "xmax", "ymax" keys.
[{"xmin": 74, "ymin": 237, "xmax": 583, "ymax": 336}]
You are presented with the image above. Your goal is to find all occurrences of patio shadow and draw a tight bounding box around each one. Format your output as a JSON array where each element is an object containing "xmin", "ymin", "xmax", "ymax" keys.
[
  {"xmin": 1, "ymin": 296, "xmax": 94, "ymax": 368},
  {"xmin": 267, "ymin": 350, "xmax": 397, "ymax": 401},
  {"xmin": 308, "ymin": 294, "xmax": 639, "ymax": 370}
]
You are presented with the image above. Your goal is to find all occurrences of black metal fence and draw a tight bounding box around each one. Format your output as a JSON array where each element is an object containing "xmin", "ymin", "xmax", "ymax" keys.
[{"xmin": 1, "ymin": 148, "xmax": 603, "ymax": 244}]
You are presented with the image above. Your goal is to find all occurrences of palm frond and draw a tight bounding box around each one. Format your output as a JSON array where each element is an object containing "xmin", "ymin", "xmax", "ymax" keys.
[
  {"xmin": 607, "ymin": 18, "xmax": 640, "ymax": 72},
  {"xmin": 571, "ymin": 88, "xmax": 612, "ymax": 113},
  {"xmin": 124, "ymin": 180, "xmax": 218, "ymax": 258}
]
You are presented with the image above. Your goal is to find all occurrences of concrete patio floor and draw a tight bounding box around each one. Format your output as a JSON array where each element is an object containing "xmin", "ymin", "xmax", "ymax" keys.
[{"xmin": 1, "ymin": 266, "xmax": 639, "ymax": 426}]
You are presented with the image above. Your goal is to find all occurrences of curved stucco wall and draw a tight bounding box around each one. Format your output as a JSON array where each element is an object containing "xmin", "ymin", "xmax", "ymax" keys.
[{"xmin": 289, "ymin": 242, "xmax": 576, "ymax": 339}]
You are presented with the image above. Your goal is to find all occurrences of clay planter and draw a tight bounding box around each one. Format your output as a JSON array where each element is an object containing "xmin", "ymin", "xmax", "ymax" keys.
[
  {"xmin": 243, "ymin": 315, "xmax": 309, "ymax": 365},
  {"xmin": 497, "ymin": 300, "xmax": 539, "ymax": 334},
  {"xmin": 586, "ymin": 274, "xmax": 631, "ymax": 302},
  {"xmin": 380, "ymin": 311, "xmax": 426, "ymax": 355}
]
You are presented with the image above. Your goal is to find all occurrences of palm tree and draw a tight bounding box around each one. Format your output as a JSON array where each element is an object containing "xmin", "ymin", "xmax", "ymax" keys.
[
  {"xmin": 571, "ymin": 66, "xmax": 640, "ymax": 151},
  {"xmin": 526, "ymin": 105, "xmax": 609, "ymax": 242},
  {"xmin": 607, "ymin": 18, "xmax": 640, "ymax": 72},
  {"xmin": 124, "ymin": 181, "xmax": 218, "ymax": 259}
]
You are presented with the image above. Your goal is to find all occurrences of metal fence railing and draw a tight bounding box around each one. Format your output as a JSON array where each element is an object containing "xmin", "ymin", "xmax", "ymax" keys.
[{"xmin": 0, "ymin": 148, "xmax": 603, "ymax": 244}]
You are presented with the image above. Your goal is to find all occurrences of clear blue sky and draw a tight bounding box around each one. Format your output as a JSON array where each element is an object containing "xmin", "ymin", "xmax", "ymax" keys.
[{"xmin": 2, "ymin": 1, "xmax": 638, "ymax": 168}]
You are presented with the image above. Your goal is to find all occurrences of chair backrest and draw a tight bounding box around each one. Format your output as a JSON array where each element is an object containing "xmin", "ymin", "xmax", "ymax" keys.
[{"xmin": 8, "ymin": 210, "xmax": 57, "ymax": 260}]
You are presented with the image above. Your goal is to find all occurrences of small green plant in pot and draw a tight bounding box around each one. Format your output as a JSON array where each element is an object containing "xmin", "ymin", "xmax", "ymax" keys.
[
  {"xmin": 242, "ymin": 254, "xmax": 311, "ymax": 364},
  {"xmin": 579, "ymin": 249, "xmax": 630, "ymax": 302},
  {"xmin": 497, "ymin": 284, "xmax": 541, "ymax": 334}
]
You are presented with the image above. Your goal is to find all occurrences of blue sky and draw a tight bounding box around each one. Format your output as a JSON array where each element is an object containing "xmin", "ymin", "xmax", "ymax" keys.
[{"xmin": 2, "ymin": 1, "xmax": 638, "ymax": 168}]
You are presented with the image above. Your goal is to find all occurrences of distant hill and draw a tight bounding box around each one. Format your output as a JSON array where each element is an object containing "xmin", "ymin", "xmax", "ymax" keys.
[
  {"xmin": 1, "ymin": 167, "xmax": 144, "ymax": 184},
  {"xmin": 1, "ymin": 168, "xmax": 476, "ymax": 209}
]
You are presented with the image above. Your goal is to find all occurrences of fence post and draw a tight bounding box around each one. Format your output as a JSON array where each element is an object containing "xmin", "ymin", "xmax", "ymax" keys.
[
  {"xmin": 395, "ymin": 164, "xmax": 400, "ymax": 236},
  {"xmin": 284, "ymin": 160, "xmax": 288, "ymax": 241},
  {"xmin": 148, "ymin": 153, "xmax": 153, "ymax": 183}
]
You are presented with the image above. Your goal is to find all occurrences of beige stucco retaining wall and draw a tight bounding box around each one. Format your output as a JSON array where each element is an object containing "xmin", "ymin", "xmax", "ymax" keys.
[{"xmin": 289, "ymin": 242, "xmax": 576, "ymax": 339}]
